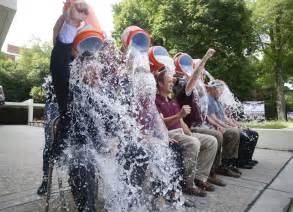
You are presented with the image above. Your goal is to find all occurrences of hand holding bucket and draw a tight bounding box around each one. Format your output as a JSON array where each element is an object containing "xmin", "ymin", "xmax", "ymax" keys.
[{"xmin": 63, "ymin": 0, "xmax": 105, "ymax": 53}]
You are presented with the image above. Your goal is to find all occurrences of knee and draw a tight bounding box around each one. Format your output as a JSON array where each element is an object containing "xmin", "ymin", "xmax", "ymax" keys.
[
  {"xmin": 186, "ymin": 138, "xmax": 201, "ymax": 154},
  {"xmin": 229, "ymin": 130, "xmax": 240, "ymax": 141},
  {"xmin": 208, "ymin": 135, "xmax": 218, "ymax": 150},
  {"xmin": 214, "ymin": 131, "xmax": 223, "ymax": 146}
]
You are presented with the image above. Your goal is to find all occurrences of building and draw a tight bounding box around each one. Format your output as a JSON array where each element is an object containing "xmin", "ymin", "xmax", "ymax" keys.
[
  {"xmin": 5, "ymin": 43, "xmax": 20, "ymax": 61},
  {"xmin": 0, "ymin": 0, "xmax": 17, "ymax": 49}
]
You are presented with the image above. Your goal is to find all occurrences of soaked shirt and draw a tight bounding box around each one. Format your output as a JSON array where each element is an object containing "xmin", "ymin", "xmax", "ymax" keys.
[
  {"xmin": 208, "ymin": 95, "xmax": 225, "ymax": 121},
  {"xmin": 155, "ymin": 94, "xmax": 181, "ymax": 130},
  {"xmin": 176, "ymin": 84, "xmax": 203, "ymax": 128}
]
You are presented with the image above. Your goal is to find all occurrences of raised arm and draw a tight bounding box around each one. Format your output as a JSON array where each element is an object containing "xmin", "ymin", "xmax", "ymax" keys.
[{"xmin": 185, "ymin": 48, "xmax": 216, "ymax": 94}]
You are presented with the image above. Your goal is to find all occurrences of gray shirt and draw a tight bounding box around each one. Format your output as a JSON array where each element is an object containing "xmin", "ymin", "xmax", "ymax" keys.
[{"xmin": 208, "ymin": 95, "xmax": 225, "ymax": 121}]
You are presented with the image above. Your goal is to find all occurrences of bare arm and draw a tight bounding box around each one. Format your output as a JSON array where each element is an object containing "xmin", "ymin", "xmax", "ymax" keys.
[
  {"xmin": 180, "ymin": 119, "xmax": 192, "ymax": 135},
  {"xmin": 162, "ymin": 113, "xmax": 182, "ymax": 129},
  {"xmin": 224, "ymin": 116, "xmax": 238, "ymax": 128},
  {"xmin": 161, "ymin": 105, "xmax": 191, "ymax": 129},
  {"xmin": 185, "ymin": 48, "xmax": 216, "ymax": 94},
  {"xmin": 208, "ymin": 114, "xmax": 231, "ymax": 128},
  {"xmin": 53, "ymin": 15, "xmax": 65, "ymax": 45}
]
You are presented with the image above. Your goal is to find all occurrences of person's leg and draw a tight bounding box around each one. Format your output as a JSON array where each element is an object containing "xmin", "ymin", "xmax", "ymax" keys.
[
  {"xmin": 222, "ymin": 128, "xmax": 240, "ymax": 161},
  {"xmin": 168, "ymin": 129, "xmax": 206, "ymax": 196},
  {"xmin": 191, "ymin": 128, "xmax": 223, "ymax": 169},
  {"xmin": 192, "ymin": 133, "xmax": 217, "ymax": 191},
  {"xmin": 169, "ymin": 130, "xmax": 199, "ymax": 188},
  {"xmin": 37, "ymin": 103, "xmax": 59, "ymax": 195},
  {"xmin": 220, "ymin": 128, "xmax": 244, "ymax": 174},
  {"xmin": 245, "ymin": 129, "xmax": 259, "ymax": 160},
  {"xmin": 68, "ymin": 155, "xmax": 97, "ymax": 212},
  {"xmin": 122, "ymin": 144, "xmax": 149, "ymax": 187},
  {"xmin": 191, "ymin": 127, "xmax": 226, "ymax": 186},
  {"xmin": 37, "ymin": 121, "xmax": 51, "ymax": 195},
  {"xmin": 238, "ymin": 130, "xmax": 251, "ymax": 163}
]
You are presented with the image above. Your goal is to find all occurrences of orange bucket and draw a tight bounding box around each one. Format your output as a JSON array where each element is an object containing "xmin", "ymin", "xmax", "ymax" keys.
[
  {"xmin": 121, "ymin": 26, "xmax": 151, "ymax": 52},
  {"xmin": 64, "ymin": 0, "xmax": 105, "ymax": 53},
  {"xmin": 148, "ymin": 46, "xmax": 176, "ymax": 75},
  {"xmin": 174, "ymin": 53, "xmax": 194, "ymax": 76}
]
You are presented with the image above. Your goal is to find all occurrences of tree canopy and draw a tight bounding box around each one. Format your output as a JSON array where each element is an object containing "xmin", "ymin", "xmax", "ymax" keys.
[
  {"xmin": 0, "ymin": 41, "xmax": 51, "ymax": 103},
  {"xmin": 113, "ymin": 0, "xmax": 259, "ymax": 99},
  {"xmin": 113, "ymin": 0, "xmax": 293, "ymax": 119}
]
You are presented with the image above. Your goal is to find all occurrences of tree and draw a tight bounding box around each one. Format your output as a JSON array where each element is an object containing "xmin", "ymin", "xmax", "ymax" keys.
[
  {"xmin": 0, "ymin": 52, "xmax": 32, "ymax": 101},
  {"xmin": 0, "ymin": 41, "xmax": 52, "ymax": 102},
  {"xmin": 113, "ymin": 0, "xmax": 258, "ymax": 100},
  {"xmin": 251, "ymin": 0, "xmax": 293, "ymax": 120}
]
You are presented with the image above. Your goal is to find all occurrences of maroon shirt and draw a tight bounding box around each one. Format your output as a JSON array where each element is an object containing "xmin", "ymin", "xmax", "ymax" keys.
[
  {"xmin": 155, "ymin": 94, "xmax": 181, "ymax": 130},
  {"xmin": 176, "ymin": 85, "xmax": 203, "ymax": 128}
]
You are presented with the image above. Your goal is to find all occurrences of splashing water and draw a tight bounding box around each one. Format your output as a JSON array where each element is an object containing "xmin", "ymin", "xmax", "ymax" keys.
[
  {"xmin": 218, "ymin": 82, "xmax": 245, "ymax": 120},
  {"xmin": 204, "ymin": 70, "xmax": 215, "ymax": 81},
  {"xmin": 181, "ymin": 65, "xmax": 193, "ymax": 77},
  {"xmin": 155, "ymin": 55, "xmax": 176, "ymax": 76},
  {"xmin": 204, "ymin": 71, "xmax": 246, "ymax": 121},
  {"xmin": 46, "ymin": 40, "xmax": 183, "ymax": 212},
  {"xmin": 194, "ymin": 79, "xmax": 209, "ymax": 125}
]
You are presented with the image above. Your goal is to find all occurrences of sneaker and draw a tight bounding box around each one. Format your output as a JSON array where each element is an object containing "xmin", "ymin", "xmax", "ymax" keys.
[
  {"xmin": 37, "ymin": 178, "xmax": 48, "ymax": 196},
  {"xmin": 216, "ymin": 167, "xmax": 241, "ymax": 178},
  {"xmin": 208, "ymin": 175, "xmax": 226, "ymax": 187},
  {"xmin": 182, "ymin": 186, "xmax": 207, "ymax": 197},
  {"xmin": 194, "ymin": 179, "xmax": 215, "ymax": 192}
]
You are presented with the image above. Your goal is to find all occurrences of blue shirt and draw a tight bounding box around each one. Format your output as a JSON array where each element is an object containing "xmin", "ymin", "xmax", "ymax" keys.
[{"xmin": 208, "ymin": 95, "xmax": 225, "ymax": 121}]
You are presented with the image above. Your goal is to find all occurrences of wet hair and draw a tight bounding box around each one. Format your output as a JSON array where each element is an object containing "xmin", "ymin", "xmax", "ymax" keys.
[{"xmin": 155, "ymin": 68, "xmax": 167, "ymax": 88}]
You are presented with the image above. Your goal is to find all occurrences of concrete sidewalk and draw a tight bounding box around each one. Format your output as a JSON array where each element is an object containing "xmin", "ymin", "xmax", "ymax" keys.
[{"xmin": 0, "ymin": 125, "xmax": 292, "ymax": 212}]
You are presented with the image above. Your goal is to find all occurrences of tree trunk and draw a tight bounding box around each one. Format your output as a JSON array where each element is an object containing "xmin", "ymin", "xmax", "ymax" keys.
[
  {"xmin": 275, "ymin": 65, "xmax": 286, "ymax": 120},
  {"xmin": 272, "ymin": 14, "xmax": 286, "ymax": 120}
]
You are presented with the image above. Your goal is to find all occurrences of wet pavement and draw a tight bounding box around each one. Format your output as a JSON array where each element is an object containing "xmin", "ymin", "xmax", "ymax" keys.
[{"xmin": 0, "ymin": 125, "xmax": 292, "ymax": 212}]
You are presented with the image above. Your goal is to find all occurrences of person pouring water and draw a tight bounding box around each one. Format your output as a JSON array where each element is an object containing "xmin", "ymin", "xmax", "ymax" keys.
[{"xmin": 37, "ymin": 1, "xmax": 106, "ymax": 211}]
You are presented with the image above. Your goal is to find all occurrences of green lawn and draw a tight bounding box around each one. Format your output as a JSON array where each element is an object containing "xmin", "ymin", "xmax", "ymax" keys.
[{"xmin": 244, "ymin": 120, "xmax": 293, "ymax": 129}]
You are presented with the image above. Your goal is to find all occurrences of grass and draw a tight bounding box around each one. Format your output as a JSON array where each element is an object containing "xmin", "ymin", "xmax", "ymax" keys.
[{"xmin": 244, "ymin": 120, "xmax": 293, "ymax": 129}]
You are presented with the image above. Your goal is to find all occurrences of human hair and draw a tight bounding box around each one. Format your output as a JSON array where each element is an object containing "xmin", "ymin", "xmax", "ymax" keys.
[{"xmin": 155, "ymin": 68, "xmax": 167, "ymax": 88}]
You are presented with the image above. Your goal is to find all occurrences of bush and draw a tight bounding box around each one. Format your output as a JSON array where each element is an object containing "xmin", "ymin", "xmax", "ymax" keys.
[{"xmin": 30, "ymin": 86, "xmax": 45, "ymax": 103}]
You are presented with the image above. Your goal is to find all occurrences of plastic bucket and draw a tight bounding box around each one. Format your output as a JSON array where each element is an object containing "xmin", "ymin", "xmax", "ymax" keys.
[
  {"xmin": 121, "ymin": 26, "xmax": 150, "ymax": 52},
  {"xmin": 174, "ymin": 53, "xmax": 194, "ymax": 76},
  {"xmin": 64, "ymin": 0, "xmax": 105, "ymax": 53},
  {"xmin": 148, "ymin": 46, "xmax": 170, "ymax": 72}
]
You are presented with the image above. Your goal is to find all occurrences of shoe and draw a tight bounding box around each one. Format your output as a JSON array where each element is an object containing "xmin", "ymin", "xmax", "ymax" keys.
[
  {"xmin": 37, "ymin": 178, "xmax": 48, "ymax": 195},
  {"xmin": 229, "ymin": 166, "xmax": 242, "ymax": 175},
  {"xmin": 236, "ymin": 163, "xmax": 253, "ymax": 169},
  {"xmin": 216, "ymin": 167, "xmax": 241, "ymax": 178},
  {"xmin": 183, "ymin": 199, "xmax": 196, "ymax": 208},
  {"xmin": 247, "ymin": 160, "xmax": 257, "ymax": 166},
  {"xmin": 208, "ymin": 175, "xmax": 226, "ymax": 187},
  {"xmin": 194, "ymin": 179, "xmax": 215, "ymax": 192},
  {"xmin": 248, "ymin": 159, "xmax": 258, "ymax": 165},
  {"xmin": 182, "ymin": 186, "xmax": 207, "ymax": 197}
]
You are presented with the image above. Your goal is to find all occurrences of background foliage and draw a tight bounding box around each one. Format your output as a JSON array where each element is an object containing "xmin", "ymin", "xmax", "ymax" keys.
[
  {"xmin": 0, "ymin": 41, "xmax": 51, "ymax": 103},
  {"xmin": 113, "ymin": 0, "xmax": 293, "ymax": 119},
  {"xmin": 0, "ymin": 0, "xmax": 292, "ymax": 119}
]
